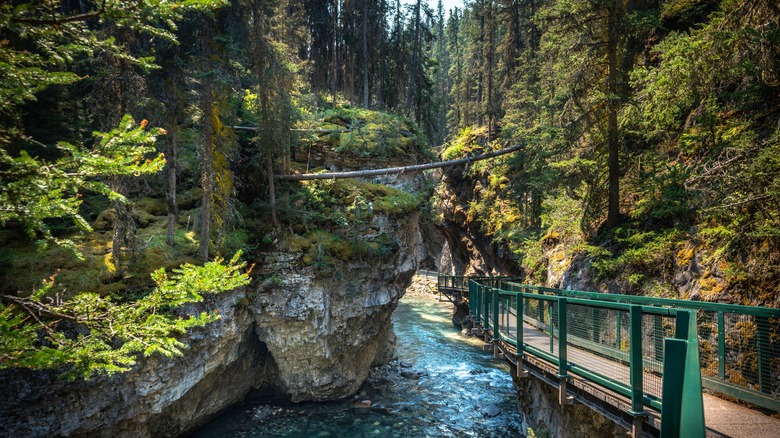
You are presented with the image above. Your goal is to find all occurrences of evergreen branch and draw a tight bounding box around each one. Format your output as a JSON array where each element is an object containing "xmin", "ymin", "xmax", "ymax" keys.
[{"xmin": 11, "ymin": 0, "xmax": 108, "ymax": 25}]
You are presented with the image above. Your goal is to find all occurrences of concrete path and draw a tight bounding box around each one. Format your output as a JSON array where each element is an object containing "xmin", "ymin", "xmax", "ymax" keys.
[{"xmin": 703, "ymin": 394, "xmax": 780, "ymax": 438}]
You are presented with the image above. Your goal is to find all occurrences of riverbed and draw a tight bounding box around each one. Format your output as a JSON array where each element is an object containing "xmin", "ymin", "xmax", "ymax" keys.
[{"xmin": 192, "ymin": 291, "xmax": 524, "ymax": 437}]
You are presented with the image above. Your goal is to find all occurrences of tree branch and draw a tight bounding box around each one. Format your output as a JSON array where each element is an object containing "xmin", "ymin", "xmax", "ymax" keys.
[{"xmin": 12, "ymin": 0, "xmax": 107, "ymax": 25}]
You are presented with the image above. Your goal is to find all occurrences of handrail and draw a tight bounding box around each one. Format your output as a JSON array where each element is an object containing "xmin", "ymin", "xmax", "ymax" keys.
[
  {"xmin": 493, "ymin": 279, "xmax": 780, "ymax": 411},
  {"xmin": 463, "ymin": 278, "xmax": 706, "ymax": 436},
  {"xmin": 445, "ymin": 274, "xmax": 780, "ymax": 411},
  {"xmin": 502, "ymin": 280, "xmax": 780, "ymax": 318}
]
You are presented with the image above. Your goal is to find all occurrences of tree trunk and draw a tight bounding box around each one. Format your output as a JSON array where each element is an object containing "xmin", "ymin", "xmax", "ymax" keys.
[
  {"xmin": 199, "ymin": 26, "xmax": 214, "ymax": 262},
  {"xmin": 362, "ymin": 0, "xmax": 369, "ymax": 108},
  {"xmin": 267, "ymin": 155, "xmax": 280, "ymax": 227},
  {"xmin": 406, "ymin": 0, "xmax": 421, "ymax": 111},
  {"xmin": 110, "ymin": 176, "xmax": 128, "ymax": 277},
  {"xmin": 278, "ymin": 143, "xmax": 524, "ymax": 180},
  {"xmin": 166, "ymin": 120, "xmax": 178, "ymax": 247},
  {"xmin": 605, "ymin": 0, "xmax": 622, "ymax": 228}
]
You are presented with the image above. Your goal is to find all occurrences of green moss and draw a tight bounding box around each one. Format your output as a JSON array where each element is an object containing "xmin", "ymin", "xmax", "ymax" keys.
[
  {"xmin": 305, "ymin": 106, "xmax": 432, "ymax": 161},
  {"xmin": 280, "ymin": 233, "xmax": 313, "ymax": 253},
  {"xmin": 441, "ymin": 126, "xmax": 489, "ymax": 160},
  {"xmin": 135, "ymin": 197, "xmax": 167, "ymax": 216}
]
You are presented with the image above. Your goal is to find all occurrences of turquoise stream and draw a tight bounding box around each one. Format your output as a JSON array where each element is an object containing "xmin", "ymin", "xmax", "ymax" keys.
[{"xmin": 193, "ymin": 294, "xmax": 524, "ymax": 437}]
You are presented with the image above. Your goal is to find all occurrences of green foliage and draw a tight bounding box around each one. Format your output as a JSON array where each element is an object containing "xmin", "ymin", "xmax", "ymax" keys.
[
  {"xmin": 300, "ymin": 106, "xmax": 433, "ymax": 161},
  {"xmin": 273, "ymin": 177, "xmax": 418, "ymax": 274},
  {"xmin": 0, "ymin": 252, "xmax": 250, "ymax": 379},
  {"xmin": 0, "ymin": 116, "xmax": 166, "ymax": 255}
]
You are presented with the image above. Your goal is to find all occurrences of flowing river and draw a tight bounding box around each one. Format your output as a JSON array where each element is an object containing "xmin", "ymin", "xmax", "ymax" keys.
[{"xmin": 193, "ymin": 291, "xmax": 524, "ymax": 437}]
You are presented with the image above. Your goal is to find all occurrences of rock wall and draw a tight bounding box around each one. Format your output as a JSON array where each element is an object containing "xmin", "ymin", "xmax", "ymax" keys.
[
  {"xmin": 0, "ymin": 209, "xmax": 424, "ymax": 437},
  {"xmin": 434, "ymin": 167, "xmax": 520, "ymax": 276},
  {"xmin": 516, "ymin": 378, "xmax": 629, "ymax": 438},
  {"xmin": 0, "ymin": 289, "xmax": 271, "ymax": 438},
  {"xmin": 252, "ymin": 211, "xmax": 425, "ymax": 402}
]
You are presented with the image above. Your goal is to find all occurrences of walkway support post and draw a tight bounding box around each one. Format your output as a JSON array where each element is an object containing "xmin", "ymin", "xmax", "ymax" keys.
[
  {"xmin": 516, "ymin": 292, "xmax": 528, "ymax": 378},
  {"xmin": 661, "ymin": 309, "xmax": 705, "ymax": 438},
  {"xmin": 629, "ymin": 305, "xmax": 646, "ymax": 437},
  {"xmin": 558, "ymin": 298, "xmax": 572, "ymax": 405}
]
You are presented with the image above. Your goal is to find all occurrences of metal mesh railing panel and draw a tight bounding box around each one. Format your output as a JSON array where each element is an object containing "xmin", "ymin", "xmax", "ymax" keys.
[{"xmin": 565, "ymin": 303, "xmax": 631, "ymax": 386}]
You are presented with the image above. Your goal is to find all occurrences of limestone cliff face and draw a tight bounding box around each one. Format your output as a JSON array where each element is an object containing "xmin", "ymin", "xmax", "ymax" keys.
[
  {"xmin": 434, "ymin": 167, "xmax": 519, "ymax": 276},
  {"xmin": 0, "ymin": 289, "xmax": 270, "ymax": 438},
  {"xmin": 252, "ymin": 211, "xmax": 425, "ymax": 402},
  {"xmin": 516, "ymin": 378, "xmax": 629, "ymax": 438},
  {"xmin": 0, "ymin": 210, "xmax": 424, "ymax": 437}
]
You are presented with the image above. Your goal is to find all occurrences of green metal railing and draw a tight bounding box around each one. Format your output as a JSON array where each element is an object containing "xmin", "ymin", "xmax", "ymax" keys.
[
  {"xmin": 437, "ymin": 275, "xmax": 517, "ymax": 292},
  {"xmin": 464, "ymin": 278, "xmax": 706, "ymax": 436},
  {"xmin": 496, "ymin": 280, "xmax": 780, "ymax": 412}
]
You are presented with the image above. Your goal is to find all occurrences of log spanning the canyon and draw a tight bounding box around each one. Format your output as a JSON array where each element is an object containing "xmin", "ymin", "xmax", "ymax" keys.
[{"xmin": 276, "ymin": 144, "xmax": 524, "ymax": 181}]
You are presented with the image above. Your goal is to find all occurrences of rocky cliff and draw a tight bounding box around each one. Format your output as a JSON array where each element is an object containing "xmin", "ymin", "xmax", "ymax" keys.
[
  {"xmin": 434, "ymin": 165, "xmax": 520, "ymax": 277},
  {"xmin": 0, "ymin": 207, "xmax": 424, "ymax": 437},
  {"xmin": 0, "ymin": 288, "xmax": 270, "ymax": 438},
  {"xmin": 251, "ymin": 211, "xmax": 425, "ymax": 402}
]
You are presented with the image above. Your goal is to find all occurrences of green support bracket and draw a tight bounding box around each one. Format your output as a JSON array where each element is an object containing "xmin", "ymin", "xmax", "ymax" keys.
[
  {"xmin": 629, "ymin": 305, "xmax": 645, "ymax": 416},
  {"xmin": 558, "ymin": 298, "xmax": 568, "ymax": 378},
  {"xmin": 493, "ymin": 287, "xmax": 500, "ymax": 341},
  {"xmin": 516, "ymin": 293, "xmax": 524, "ymax": 356},
  {"xmin": 661, "ymin": 338, "xmax": 688, "ymax": 438},
  {"xmin": 718, "ymin": 311, "xmax": 726, "ymax": 380}
]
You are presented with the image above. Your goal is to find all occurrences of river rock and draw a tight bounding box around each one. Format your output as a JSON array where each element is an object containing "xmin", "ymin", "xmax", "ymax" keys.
[
  {"xmin": 480, "ymin": 404, "xmax": 501, "ymax": 418},
  {"xmin": 400, "ymin": 361, "xmax": 413, "ymax": 368},
  {"xmin": 353, "ymin": 400, "xmax": 372, "ymax": 414},
  {"xmin": 400, "ymin": 371, "xmax": 420, "ymax": 380}
]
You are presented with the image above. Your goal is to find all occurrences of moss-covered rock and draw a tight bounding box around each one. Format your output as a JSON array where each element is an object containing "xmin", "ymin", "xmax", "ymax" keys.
[{"xmin": 294, "ymin": 106, "xmax": 433, "ymax": 171}]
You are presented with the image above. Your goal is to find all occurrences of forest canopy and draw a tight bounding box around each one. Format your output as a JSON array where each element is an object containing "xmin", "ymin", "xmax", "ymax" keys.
[{"xmin": 1, "ymin": 0, "xmax": 780, "ymax": 375}]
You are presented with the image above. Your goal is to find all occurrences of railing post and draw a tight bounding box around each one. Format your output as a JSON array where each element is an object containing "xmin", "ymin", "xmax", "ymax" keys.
[
  {"xmin": 558, "ymin": 298, "xmax": 568, "ymax": 378},
  {"xmin": 474, "ymin": 283, "xmax": 481, "ymax": 326},
  {"xmin": 616, "ymin": 312, "xmax": 622, "ymax": 350},
  {"xmin": 494, "ymin": 289, "xmax": 502, "ymax": 358},
  {"xmin": 468, "ymin": 280, "xmax": 474, "ymax": 315},
  {"xmin": 516, "ymin": 292, "xmax": 528, "ymax": 378},
  {"xmin": 493, "ymin": 288, "xmax": 500, "ymax": 341},
  {"xmin": 549, "ymin": 301, "xmax": 555, "ymax": 353},
  {"xmin": 629, "ymin": 305, "xmax": 646, "ymax": 435},
  {"xmin": 483, "ymin": 285, "xmax": 490, "ymax": 332},
  {"xmin": 718, "ymin": 311, "xmax": 726, "ymax": 380},
  {"xmin": 557, "ymin": 298, "xmax": 572, "ymax": 405}
]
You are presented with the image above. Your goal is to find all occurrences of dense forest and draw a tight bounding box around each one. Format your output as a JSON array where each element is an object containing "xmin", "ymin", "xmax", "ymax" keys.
[{"xmin": 1, "ymin": 0, "xmax": 779, "ymax": 377}]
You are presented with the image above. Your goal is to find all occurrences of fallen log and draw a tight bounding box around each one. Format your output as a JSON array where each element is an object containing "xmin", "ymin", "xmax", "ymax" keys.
[{"xmin": 277, "ymin": 144, "xmax": 524, "ymax": 181}]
